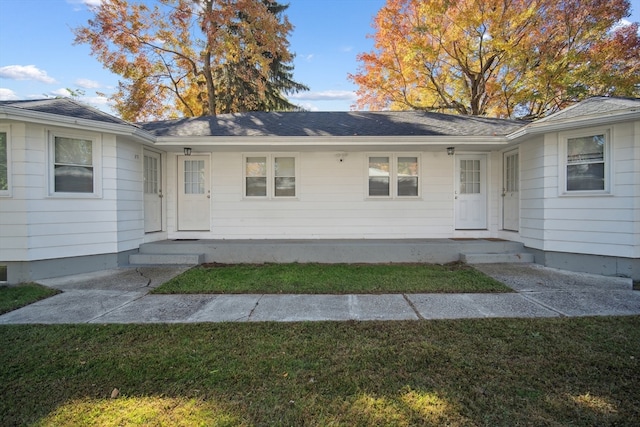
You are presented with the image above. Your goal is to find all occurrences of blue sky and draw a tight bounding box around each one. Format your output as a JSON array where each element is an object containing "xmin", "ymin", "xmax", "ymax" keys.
[{"xmin": 0, "ymin": 0, "xmax": 638, "ymax": 114}]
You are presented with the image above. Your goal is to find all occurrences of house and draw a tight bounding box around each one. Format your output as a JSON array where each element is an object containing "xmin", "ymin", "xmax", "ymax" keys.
[{"xmin": 0, "ymin": 97, "xmax": 638, "ymax": 284}]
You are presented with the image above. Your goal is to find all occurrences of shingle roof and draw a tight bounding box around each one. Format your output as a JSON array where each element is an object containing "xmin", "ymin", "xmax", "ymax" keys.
[
  {"xmin": 537, "ymin": 97, "xmax": 640, "ymax": 123},
  {"xmin": 5, "ymin": 97, "xmax": 637, "ymax": 140},
  {"xmin": 0, "ymin": 98, "xmax": 130, "ymax": 126},
  {"xmin": 139, "ymin": 110, "xmax": 524, "ymax": 137}
]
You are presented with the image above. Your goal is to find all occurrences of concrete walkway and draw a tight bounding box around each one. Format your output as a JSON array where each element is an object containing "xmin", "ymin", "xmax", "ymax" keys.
[{"xmin": 1, "ymin": 264, "xmax": 638, "ymax": 324}]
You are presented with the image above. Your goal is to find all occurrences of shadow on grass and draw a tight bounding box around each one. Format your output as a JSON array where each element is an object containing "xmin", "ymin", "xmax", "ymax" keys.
[
  {"xmin": 31, "ymin": 385, "xmax": 632, "ymax": 427},
  {"xmin": 3, "ymin": 318, "xmax": 639, "ymax": 426}
]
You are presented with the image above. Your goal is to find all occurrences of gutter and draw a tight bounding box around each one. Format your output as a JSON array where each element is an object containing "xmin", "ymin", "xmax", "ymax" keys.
[
  {"xmin": 0, "ymin": 105, "xmax": 157, "ymax": 144},
  {"xmin": 508, "ymin": 109, "xmax": 640, "ymax": 140},
  {"xmin": 153, "ymin": 134, "xmax": 511, "ymax": 147}
]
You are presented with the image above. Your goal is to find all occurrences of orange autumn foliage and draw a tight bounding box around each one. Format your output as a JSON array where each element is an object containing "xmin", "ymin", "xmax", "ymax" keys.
[
  {"xmin": 350, "ymin": 0, "xmax": 639, "ymax": 118},
  {"xmin": 75, "ymin": 0, "xmax": 306, "ymax": 121}
]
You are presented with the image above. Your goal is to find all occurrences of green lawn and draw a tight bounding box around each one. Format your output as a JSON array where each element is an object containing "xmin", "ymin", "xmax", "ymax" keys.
[
  {"xmin": 0, "ymin": 283, "xmax": 60, "ymax": 315},
  {"xmin": 2, "ymin": 317, "xmax": 639, "ymax": 426},
  {"xmin": 152, "ymin": 263, "xmax": 512, "ymax": 294}
]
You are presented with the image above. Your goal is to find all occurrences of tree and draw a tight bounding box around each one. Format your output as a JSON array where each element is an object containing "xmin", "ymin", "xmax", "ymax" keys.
[
  {"xmin": 74, "ymin": 0, "xmax": 308, "ymax": 121},
  {"xmin": 349, "ymin": 0, "xmax": 639, "ymax": 118}
]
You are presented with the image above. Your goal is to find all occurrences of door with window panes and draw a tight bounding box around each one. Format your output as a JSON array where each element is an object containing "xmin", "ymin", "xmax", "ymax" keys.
[
  {"xmin": 455, "ymin": 155, "xmax": 487, "ymax": 229},
  {"xmin": 143, "ymin": 150, "xmax": 162, "ymax": 232},
  {"xmin": 177, "ymin": 155, "xmax": 210, "ymax": 231},
  {"xmin": 502, "ymin": 149, "xmax": 519, "ymax": 231}
]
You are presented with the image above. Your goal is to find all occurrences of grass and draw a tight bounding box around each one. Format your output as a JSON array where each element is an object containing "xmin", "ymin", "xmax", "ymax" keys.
[
  {"xmin": 152, "ymin": 263, "xmax": 512, "ymax": 294},
  {"xmin": 0, "ymin": 283, "xmax": 60, "ymax": 315},
  {"xmin": 1, "ymin": 317, "xmax": 639, "ymax": 426}
]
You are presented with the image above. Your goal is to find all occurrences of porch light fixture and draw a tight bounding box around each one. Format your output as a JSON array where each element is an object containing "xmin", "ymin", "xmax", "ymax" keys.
[
  {"xmin": 184, "ymin": 147, "xmax": 192, "ymax": 156},
  {"xmin": 447, "ymin": 146, "xmax": 455, "ymax": 156}
]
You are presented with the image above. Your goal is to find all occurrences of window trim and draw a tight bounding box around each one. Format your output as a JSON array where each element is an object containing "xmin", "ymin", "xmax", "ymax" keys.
[
  {"xmin": 243, "ymin": 153, "xmax": 298, "ymax": 199},
  {"xmin": 0, "ymin": 125, "xmax": 11, "ymax": 197},
  {"xmin": 366, "ymin": 153, "xmax": 421, "ymax": 199},
  {"xmin": 48, "ymin": 130, "xmax": 102, "ymax": 198},
  {"xmin": 559, "ymin": 128, "xmax": 611, "ymax": 196}
]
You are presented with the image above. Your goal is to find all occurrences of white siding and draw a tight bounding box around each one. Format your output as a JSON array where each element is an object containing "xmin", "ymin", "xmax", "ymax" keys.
[
  {"xmin": 0, "ymin": 123, "xmax": 28, "ymax": 260},
  {"xmin": 518, "ymin": 135, "xmax": 546, "ymax": 250},
  {"xmin": 167, "ymin": 150, "xmax": 460, "ymax": 239},
  {"xmin": 114, "ymin": 138, "xmax": 145, "ymax": 252},
  {"xmin": 519, "ymin": 121, "xmax": 639, "ymax": 258},
  {"xmin": 634, "ymin": 120, "xmax": 640, "ymax": 258},
  {"xmin": 0, "ymin": 121, "xmax": 146, "ymax": 262}
]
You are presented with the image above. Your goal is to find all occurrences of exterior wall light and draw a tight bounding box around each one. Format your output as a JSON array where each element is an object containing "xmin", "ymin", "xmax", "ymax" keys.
[
  {"xmin": 447, "ymin": 146, "xmax": 455, "ymax": 156},
  {"xmin": 184, "ymin": 147, "xmax": 192, "ymax": 156}
]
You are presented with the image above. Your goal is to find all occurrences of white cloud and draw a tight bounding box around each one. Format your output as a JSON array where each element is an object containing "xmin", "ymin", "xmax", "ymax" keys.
[
  {"xmin": 296, "ymin": 102, "xmax": 319, "ymax": 112},
  {"xmin": 82, "ymin": 95, "xmax": 110, "ymax": 107},
  {"xmin": 50, "ymin": 88, "xmax": 73, "ymax": 97},
  {"xmin": 0, "ymin": 65, "xmax": 56, "ymax": 84},
  {"xmin": 0, "ymin": 88, "xmax": 19, "ymax": 101},
  {"xmin": 75, "ymin": 78, "xmax": 101, "ymax": 89},
  {"xmin": 304, "ymin": 54, "xmax": 315, "ymax": 62},
  {"xmin": 616, "ymin": 18, "xmax": 632, "ymax": 27},
  {"xmin": 612, "ymin": 18, "xmax": 640, "ymax": 34},
  {"xmin": 290, "ymin": 90, "xmax": 356, "ymax": 101},
  {"xmin": 66, "ymin": 0, "xmax": 104, "ymax": 10}
]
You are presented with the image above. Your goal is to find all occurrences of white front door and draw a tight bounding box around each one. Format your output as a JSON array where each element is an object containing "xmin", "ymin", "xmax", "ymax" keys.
[
  {"xmin": 502, "ymin": 149, "xmax": 519, "ymax": 231},
  {"xmin": 177, "ymin": 155, "xmax": 210, "ymax": 231},
  {"xmin": 143, "ymin": 150, "xmax": 162, "ymax": 232},
  {"xmin": 455, "ymin": 155, "xmax": 487, "ymax": 229}
]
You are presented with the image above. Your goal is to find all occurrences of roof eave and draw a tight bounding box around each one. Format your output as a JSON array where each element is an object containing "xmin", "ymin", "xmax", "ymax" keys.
[
  {"xmin": 154, "ymin": 134, "xmax": 510, "ymax": 146},
  {"xmin": 508, "ymin": 109, "xmax": 640, "ymax": 140},
  {"xmin": 151, "ymin": 134, "xmax": 513, "ymax": 153},
  {"xmin": 0, "ymin": 105, "xmax": 156, "ymax": 143}
]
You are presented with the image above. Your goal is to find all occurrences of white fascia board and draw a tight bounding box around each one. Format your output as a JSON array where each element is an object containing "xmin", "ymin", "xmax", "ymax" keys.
[
  {"xmin": 0, "ymin": 106, "xmax": 156, "ymax": 143},
  {"xmin": 508, "ymin": 110, "xmax": 640, "ymax": 140},
  {"xmin": 153, "ymin": 135, "xmax": 510, "ymax": 149}
]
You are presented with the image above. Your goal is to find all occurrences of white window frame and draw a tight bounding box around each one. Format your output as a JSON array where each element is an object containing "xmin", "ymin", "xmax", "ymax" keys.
[
  {"xmin": 243, "ymin": 153, "xmax": 298, "ymax": 199},
  {"xmin": 0, "ymin": 125, "xmax": 11, "ymax": 197},
  {"xmin": 559, "ymin": 128, "xmax": 611, "ymax": 196},
  {"xmin": 48, "ymin": 130, "xmax": 102, "ymax": 198},
  {"xmin": 366, "ymin": 153, "xmax": 421, "ymax": 199}
]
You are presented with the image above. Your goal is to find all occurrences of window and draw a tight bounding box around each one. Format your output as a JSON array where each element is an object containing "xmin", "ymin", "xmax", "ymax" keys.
[
  {"xmin": 368, "ymin": 155, "xmax": 419, "ymax": 198},
  {"xmin": 564, "ymin": 132, "xmax": 608, "ymax": 193},
  {"xmin": 274, "ymin": 156, "xmax": 295, "ymax": 197},
  {"xmin": 245, "ymin": 154, "xmax": 296, "ymax": 198},
  {"xmin": 459, "ymin": 159, "xmax": 481, "ymax": 194},
  {"xmin": 143, "ymin": 153, "xmax": 159, "ymax": 194},
  {"xmin": 246, "ymin": 156, "xmax": 267, "ymax": 197},
  {"xmin": 49, "ymin": 133, "xmax": 100, "ymax": 196},
  {"xmin": 0, "ymin": 130, "xmax": 8, "ymax": 194},
  {"xmin": 184, "ymin": 159, "xmax": 205, "ymax": 194},
  {"xmin": 368, "ymin": 156, "xmax": 390, "ymax": 196}
]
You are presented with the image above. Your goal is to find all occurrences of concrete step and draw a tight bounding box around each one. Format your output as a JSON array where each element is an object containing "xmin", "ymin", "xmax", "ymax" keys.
[
  {"xmin": 460, "ymin": 252, "xmax": 534, "ymax": 264},
  {"xmin": 129, "ymin": 253, "xmax": 204, "ymax": 265},
  {"xmin": 137, "ymin": 239, "xmax": 529, "ymax": 264}
]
